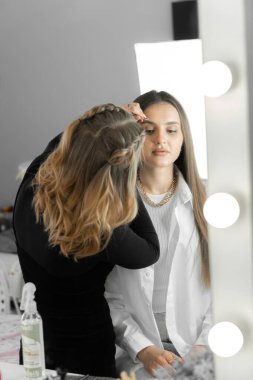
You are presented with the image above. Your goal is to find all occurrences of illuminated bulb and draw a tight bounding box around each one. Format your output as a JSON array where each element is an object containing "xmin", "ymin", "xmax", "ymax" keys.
[
  {"xmin": 203, "ymin": 192, "xmax": 240, "ymax": 228},
  {"xmin": 201, "ymin": 60, "xmax": 233, "ymax": 97},
  {"xmin": 208, "ymin": 321, "xmax": 244, "ymax": 357}
]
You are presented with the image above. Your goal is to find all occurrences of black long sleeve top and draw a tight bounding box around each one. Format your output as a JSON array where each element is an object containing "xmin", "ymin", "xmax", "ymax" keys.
[{"xmin": 13, "ymin": 134, "xmax": 159, "ymax": 377}]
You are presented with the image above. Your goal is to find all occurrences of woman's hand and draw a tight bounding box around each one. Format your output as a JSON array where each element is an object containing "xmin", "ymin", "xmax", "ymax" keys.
[
  {"xmin": 121, "ymin": 102, "xmax": 147, "ymax": 122},
  {"xmin": 120, "ymin": 370, "xmax": 136, "ymax": 380},
  {"xmin": 137, "ymin": 345, "xmax": 182, "ymax": 377},
  {"xmin": 184, "ymin": 344, "xmax": 207, "ymax": 359},
  {"xmin": 193, "ymin": 345, "xmax": 207, "ymax": 353}
]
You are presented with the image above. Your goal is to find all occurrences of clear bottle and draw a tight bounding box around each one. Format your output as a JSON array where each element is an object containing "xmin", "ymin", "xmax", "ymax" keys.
[{"xmin": 20, "ymin": 282, "xmax": 46, "ymax": 380}]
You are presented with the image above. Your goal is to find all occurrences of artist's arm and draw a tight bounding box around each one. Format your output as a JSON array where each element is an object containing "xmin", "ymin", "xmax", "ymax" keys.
[{"xmin": 105, "ymin": 197, "xmax": 159, "ymax": 269}]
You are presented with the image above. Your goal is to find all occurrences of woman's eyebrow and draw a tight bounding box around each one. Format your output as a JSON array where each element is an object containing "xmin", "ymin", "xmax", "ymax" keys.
[
  {"xmin": 165, "ymin": 121, "xmax": 180, "ymax": 126},
  {"xmin": 141, "ymin": 120, "xmax": 180, "ymax": 126},
  {"xmin": 141, "ymin": 120, "xmax": 155, "ymax": 126}
]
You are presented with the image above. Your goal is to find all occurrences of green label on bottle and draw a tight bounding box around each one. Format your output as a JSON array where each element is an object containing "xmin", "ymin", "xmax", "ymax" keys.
[
  {"xmin": 21, "ymin": 323, "xmax": 44, "ymax": 379},
  {"xmin": 24, "ymin": 367, "xmax": 42, "ymax": 378},
  {"xmin": 21, "ymin": 323, "xmax": 40, "ymax": 342}
]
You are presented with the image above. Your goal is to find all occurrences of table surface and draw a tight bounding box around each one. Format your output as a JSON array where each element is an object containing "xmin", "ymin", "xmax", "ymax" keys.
[
  {"xmin": 0, "ymin": 361, "xmax": 57, "ymax": 380},
  {"xmin": 0, "ymin": 316, "xmax": 115, "ymax": 380},
  {"xmin": 0, "ymin": 361, "xmax": 86, "ymax": 380}
]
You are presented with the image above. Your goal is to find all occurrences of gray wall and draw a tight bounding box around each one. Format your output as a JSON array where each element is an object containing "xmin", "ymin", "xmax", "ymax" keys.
[{"xmin": 0, "ymin": 0, "xmax": 176, "ymax": 205}]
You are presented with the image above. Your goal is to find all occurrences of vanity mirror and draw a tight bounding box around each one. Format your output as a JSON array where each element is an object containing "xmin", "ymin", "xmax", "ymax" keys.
[
  {"xmin": 1, "ymin": 0, "xmax": 253, "ymax": 379},
  {"xmin": 198, "ymin": 0, "xmax": 253, "ymax": 379}
]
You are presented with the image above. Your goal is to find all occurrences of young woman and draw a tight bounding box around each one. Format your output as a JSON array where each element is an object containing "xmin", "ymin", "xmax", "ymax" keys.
[
  {"xmin": 105, "ymin": 91, "xmax": 212, "ymax": 379},
  {"xmin": 13, "ymin": 103, "xmax": 159, "ymax": 378}
]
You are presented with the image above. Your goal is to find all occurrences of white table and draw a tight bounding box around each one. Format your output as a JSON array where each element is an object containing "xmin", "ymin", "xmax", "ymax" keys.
[
  {"xmin": 0, "ymin": 361, "xmax": 26, "ymax": 380},
  {"xmin": 0, "ymin": 361, "xmax": 57, "ymax": 380},
  {"xmin": 0, "ymin": 361, "xmax": 85, "ymax": 379}
]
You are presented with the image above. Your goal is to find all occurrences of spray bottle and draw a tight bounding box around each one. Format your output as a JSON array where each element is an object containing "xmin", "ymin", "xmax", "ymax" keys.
[{"xmin": 20, "ymin": 282, "xmax": 46, "ymax": 380}]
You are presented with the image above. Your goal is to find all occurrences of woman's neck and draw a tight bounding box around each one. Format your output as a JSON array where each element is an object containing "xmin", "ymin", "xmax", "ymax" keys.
[{"xmin": 138, "ymin": 166, "xmax": 175, "ymax": 195}]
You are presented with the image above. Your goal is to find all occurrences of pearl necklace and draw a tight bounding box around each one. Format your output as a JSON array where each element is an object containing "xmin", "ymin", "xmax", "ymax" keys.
[{"xmin": 137, "ymin": 172, "xmax": 177, "ymax": 207}]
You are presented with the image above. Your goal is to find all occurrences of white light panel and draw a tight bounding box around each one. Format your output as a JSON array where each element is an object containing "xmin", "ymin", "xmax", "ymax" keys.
[{"xmin": 134, "ymin": 39, "xmax": 207, "ymax": 179}]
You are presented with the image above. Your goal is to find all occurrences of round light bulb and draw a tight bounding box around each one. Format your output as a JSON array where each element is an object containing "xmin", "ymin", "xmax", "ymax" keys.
[
  {"xmin": 208, "ymin": 321, "xmax": 244, "ymax": 357},
  {"xmin": 201, "ymin": 60, "xmax": 233, "ymax": 97},
  {"xmin": 203, "ymin": 192, "xmax": 240, "ymax": 228}
]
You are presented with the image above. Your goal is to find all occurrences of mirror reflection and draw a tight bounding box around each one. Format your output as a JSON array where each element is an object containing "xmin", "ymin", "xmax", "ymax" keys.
[{"xmin": 0, "ymin": 1, "xmax": 216, "ymax": 379}]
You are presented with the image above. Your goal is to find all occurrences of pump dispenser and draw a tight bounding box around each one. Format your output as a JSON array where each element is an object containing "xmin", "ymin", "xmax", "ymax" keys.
[{"xmin": 20, "ymin": 282, "xmax": 46, "ymax": 380}]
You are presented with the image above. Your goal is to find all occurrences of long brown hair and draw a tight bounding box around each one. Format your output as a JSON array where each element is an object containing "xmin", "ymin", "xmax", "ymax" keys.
[
  {"xmin": 33, "ymin": 104, "xmax": 144, "ymax": 259},
  {"xmin": 134, "ymin": 90, "xmax": 210, "ymax": 286}
]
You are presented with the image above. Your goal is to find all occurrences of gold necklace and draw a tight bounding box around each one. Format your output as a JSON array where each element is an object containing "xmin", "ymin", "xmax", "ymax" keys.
[{"xmin": 137, "ymin": 172, "xmax": 177, "ymax": 207}]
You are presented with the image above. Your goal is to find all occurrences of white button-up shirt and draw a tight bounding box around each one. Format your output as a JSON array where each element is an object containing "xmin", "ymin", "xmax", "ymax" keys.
[{"xmin": 105, "ymin": 172, "xmax": 212, "ymax": 375}]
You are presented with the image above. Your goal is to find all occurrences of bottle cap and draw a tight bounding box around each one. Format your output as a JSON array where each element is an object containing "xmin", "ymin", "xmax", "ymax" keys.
[{"xmin": 20, "ymin": 282, "xmax": 38, "ymax": 313}]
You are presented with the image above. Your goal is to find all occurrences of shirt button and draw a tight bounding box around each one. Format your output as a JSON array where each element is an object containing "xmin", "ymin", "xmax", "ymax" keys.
[{"xmin": 145, "ymin": 272, "xmax": 151, "ymax": 278}]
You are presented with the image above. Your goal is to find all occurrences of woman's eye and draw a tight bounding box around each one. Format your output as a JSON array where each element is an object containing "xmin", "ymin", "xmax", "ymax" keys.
[
  {"xmin": 145, "ymin": 129, "xmax": 154, "ymax": 135},
  {"xmin": 168, "ymin": 129, "xmax": 177, "ymax": 134}
]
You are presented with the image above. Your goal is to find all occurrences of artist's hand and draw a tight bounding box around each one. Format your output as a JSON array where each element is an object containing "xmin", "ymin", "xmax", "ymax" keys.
[
  {"xmin": 137, "ymin": 345, "xmax": 182, "ymax": 377},
  {"xmin": 121, "ymin": 102, "xmax": 147, "ymax": 122}
]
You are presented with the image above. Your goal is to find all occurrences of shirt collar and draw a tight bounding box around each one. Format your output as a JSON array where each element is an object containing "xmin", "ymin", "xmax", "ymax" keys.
[{"xmin": 174, "ymin": 169, "xmax": 193, "ymax": 206}]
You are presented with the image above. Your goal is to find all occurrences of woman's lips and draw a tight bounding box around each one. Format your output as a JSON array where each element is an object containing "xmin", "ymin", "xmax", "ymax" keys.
[{"xmin": 152, "ymin": 149, "xmax": 169, "ymax": 155}]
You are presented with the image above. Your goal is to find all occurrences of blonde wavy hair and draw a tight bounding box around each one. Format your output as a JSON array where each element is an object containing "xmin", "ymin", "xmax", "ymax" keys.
[
  {"xmin": 134, "ymin": 90, "xmax": 210, "ymax": 287},
  {"xmin": 33, "ymin": 103, "xmax": 144, "ymax": 259}
]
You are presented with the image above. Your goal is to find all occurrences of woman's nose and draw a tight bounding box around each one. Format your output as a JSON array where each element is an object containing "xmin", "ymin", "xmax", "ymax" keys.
[{"xmin": 155, "ymin": 131, "xmax": 166, "ymax": 145}]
